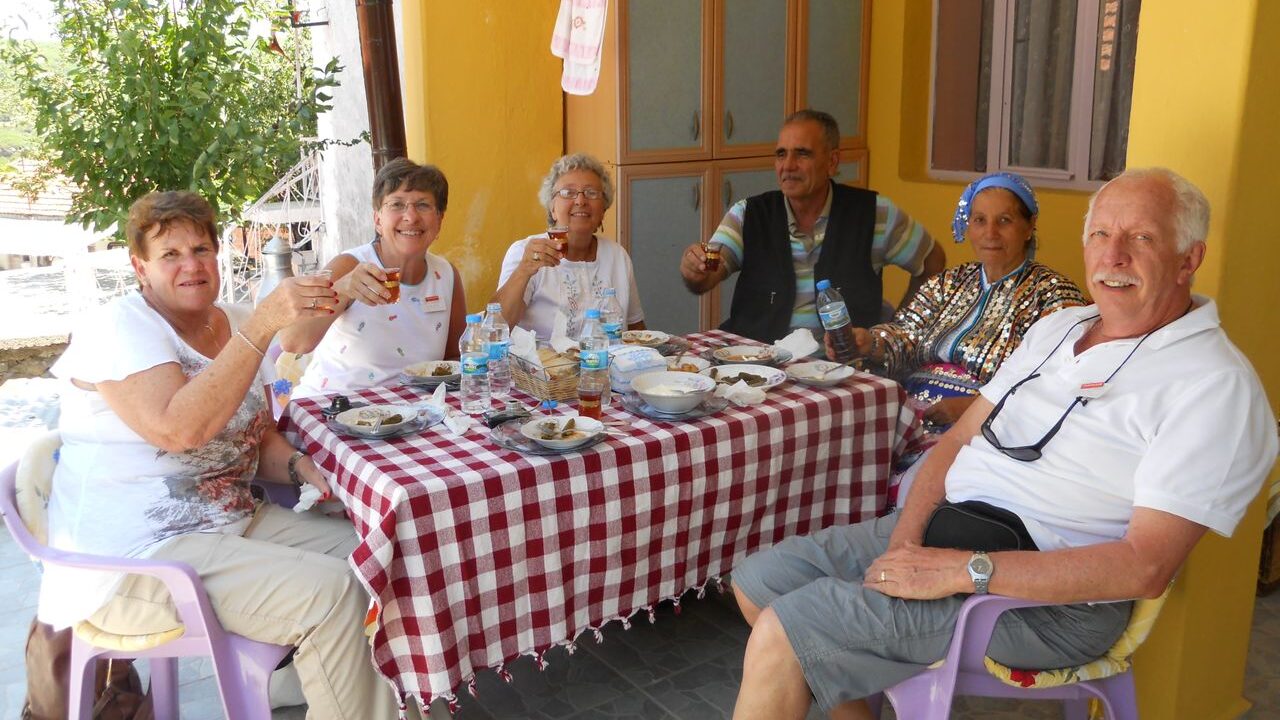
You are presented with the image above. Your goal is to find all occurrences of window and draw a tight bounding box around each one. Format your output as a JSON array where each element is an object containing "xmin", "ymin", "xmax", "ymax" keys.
[{"xmin": 930, "ymin": 0, "xmax": 1141, "ymax": 188}]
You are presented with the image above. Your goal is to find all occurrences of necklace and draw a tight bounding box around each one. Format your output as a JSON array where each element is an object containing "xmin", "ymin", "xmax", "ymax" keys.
[{"xmin": 142, "ymin": 293, "xmax": 219, "ymax": 345}]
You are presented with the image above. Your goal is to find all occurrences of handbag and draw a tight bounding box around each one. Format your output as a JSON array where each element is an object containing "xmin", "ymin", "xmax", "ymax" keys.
[
  {"xmin": 922, "ymin": 499, "xmax": 1038, "ymax": 552},
  {"xmin": 21, "ymin": 617, "xmax": 153, "ymax": 720}
]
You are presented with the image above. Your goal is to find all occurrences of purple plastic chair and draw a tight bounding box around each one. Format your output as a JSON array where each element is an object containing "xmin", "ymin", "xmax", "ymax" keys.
[
  {"xmin": 0, "ymin": 441, "xmax": 294, "ymax": 720},
  {"xmin": 871, "ymin": 594, "xmax": 1139, "ymax": 720}
]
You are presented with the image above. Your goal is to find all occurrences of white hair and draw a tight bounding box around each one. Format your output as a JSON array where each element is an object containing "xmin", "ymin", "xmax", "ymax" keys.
[{"xmin": 1083, "ymin": 167, "xmax": 1210, "ymax": 253}]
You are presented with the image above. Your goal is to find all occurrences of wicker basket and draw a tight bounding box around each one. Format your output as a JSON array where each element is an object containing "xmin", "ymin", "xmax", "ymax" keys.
[{"xmin": 512, "ymin": 354, "xmax": 579, "ymax": 402}]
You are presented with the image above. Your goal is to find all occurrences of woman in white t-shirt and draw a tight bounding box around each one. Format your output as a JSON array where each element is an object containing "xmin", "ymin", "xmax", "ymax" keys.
[
  {"xmin": 493, "ymin": 153, "xmax": 645, "ymax": 340},
  {"xmin": 43, "ymin": 191, "xmax": 396, "ymax": 716},
  {"xmin": 283, "ymin": 158, "xmax": 467, "ymax": 397}
]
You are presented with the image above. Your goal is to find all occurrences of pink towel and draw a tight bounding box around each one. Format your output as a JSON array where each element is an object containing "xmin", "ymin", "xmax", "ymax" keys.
[{"xmin": 551, "ymin": 0, "xmax": 608, "ymax": 95}]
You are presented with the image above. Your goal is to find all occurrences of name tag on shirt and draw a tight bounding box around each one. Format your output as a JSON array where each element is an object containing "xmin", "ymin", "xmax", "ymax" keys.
[
  {"xmin": 1078, "ymin": 381, "xmax": 1110, "ymax": 399},
  {"xmin": 420, "ymin": 294, "xmax": 447, "ymax": 313}
]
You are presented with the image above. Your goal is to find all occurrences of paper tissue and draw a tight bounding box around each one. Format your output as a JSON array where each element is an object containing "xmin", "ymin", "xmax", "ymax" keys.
[{"xmin": 609, "ymin": 346, "xmax": 666, "ymax": 393}]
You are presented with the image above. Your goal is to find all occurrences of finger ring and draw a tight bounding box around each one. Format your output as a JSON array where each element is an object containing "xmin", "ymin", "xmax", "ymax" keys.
[
  {"xmin": 533, "ymin": 252, "xmax": 541, "ymax": 262},
  {"xmin": 880, "ymin": 571, "xmax": 886, "ymax": 583},
  {"xmin": 310, "ymin": 298, "xmax": 318, "ymax": 310}
]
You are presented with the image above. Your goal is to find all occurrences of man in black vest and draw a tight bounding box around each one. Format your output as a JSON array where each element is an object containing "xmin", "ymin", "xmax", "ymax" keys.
[{"xmin": 679, "ymin": 109, "xmax": 944, "ymax": 344}]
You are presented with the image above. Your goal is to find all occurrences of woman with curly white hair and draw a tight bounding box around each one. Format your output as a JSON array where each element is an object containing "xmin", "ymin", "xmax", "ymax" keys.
[{"xmin": 492, "ymin": 153, "xmax": 646, "ymax": 340}]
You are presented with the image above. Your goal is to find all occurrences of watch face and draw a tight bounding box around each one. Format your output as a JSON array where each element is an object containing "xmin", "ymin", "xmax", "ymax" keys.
[{"xmin": 970, "ymin": 555, "xmax": 993, "ymax": 576}]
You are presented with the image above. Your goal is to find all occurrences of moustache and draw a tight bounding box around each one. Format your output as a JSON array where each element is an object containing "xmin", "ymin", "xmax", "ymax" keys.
[{"xmin": 1091, "ymin": 272, "xmax": 1141, "ymax": 287}]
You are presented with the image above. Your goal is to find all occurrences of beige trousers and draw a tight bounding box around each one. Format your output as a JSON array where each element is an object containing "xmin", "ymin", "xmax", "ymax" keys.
[{"xmin": 88, "ymin": 502, "xmax": 397, "ymax": 720}]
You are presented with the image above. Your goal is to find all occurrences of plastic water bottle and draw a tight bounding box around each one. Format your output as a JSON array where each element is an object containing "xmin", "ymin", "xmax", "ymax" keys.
[
  {"xmin": 576, "ymin": 308, "xmax": 611, "ymax": 418},
  {"xmin": 599, "ymin": 288, "xmax": 624, "ymax": 344},
  {"xmin": 459, "ymin": 313, "xmax": 490, "ymax": 414},
  {"xmin": 482, "ymin": 303, "xmax": 512, "ymax": 398},
  {"xmin": 815, "ymin": 279, "xmax": 858, "ymax": 363}
]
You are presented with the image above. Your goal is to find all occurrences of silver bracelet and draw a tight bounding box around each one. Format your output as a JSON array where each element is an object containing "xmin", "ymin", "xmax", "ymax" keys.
[
  {"xmin": 235, "ymin": 330, "xmax": 265, "ymax": 357},
  {"xmin": 287, "ymin": 450, "xmax": 307, "ymax": 487}
]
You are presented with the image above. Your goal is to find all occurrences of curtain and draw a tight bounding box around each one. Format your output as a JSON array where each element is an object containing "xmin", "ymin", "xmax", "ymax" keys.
[
  {"xmin": 1008, "ymin": 0, "xmax": 1078, "ymax": 170},
  {"xmin": 1089, "ymin": 0, "xmax": 1141, "ymax": 180}
]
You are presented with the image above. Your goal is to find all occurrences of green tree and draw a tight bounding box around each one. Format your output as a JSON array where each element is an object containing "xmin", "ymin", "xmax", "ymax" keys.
[{"xmin": 0, "ymin": 0, "xmax": 340, "ymax": 233}]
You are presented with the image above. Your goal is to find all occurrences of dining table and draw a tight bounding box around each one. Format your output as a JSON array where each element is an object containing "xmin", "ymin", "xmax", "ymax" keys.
[{"xmin": 281, "ymin": 329, "xmax": 921, "ymax": 711}]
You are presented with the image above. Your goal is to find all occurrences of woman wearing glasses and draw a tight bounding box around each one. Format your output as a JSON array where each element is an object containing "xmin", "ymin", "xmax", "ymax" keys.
[
  {"xmin": 493, "ymin": 153, "xmax": 646, "ymax": 340},
  {"xmin": 283, "ymin": 158, "xmax": 467, "ymax": 397}
]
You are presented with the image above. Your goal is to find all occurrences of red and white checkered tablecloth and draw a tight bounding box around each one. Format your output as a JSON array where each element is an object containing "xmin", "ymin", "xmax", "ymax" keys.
[{"xmin": 282, "ymin": 330, "xmax": 919, "ymax": 710}]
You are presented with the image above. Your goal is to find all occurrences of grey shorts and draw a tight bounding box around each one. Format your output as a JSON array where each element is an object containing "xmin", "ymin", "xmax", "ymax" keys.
[{"xmin": 731, "ymin": 513, "xmax": 1132, "ymax": 712}]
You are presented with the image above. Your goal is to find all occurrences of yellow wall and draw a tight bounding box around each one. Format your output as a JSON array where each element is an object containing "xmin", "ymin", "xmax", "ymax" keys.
[
  {"xmin": 868, "ymin": 0, "xmax": 1094, "ymax": 303},
  {"xmin": 400, "ymin": 1, "xmax": 564, "ymax": 315},
  {"xmin": 869, "ymin": 1, "xmax": 1279, "ymax": 718}
]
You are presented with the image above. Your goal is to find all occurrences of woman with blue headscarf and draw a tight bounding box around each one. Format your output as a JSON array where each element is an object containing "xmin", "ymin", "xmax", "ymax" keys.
[{"xmin": 835, "ymin": 172, "xmax": 1084, "ymax": 430}]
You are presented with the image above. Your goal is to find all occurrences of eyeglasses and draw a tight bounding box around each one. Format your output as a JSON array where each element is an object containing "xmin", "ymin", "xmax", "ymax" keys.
[
  {"xmin": 981, "ymin": 373, "xmax": 1088, "ymax": 462},
  {"xmin": 554, "ymin": 187, "xmax": 603, "ymax": 201},
  {"xmin": 979, "ymin": 313, "xmax": 1156, "ymax": 463},
  {"xmin": 382, "ymin": 200, "xmax": 436, "ymax": 215}
]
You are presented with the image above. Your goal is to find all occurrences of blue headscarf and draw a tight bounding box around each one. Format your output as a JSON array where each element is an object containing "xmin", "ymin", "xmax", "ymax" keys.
[{"xmin": 951, "ymin": 172, "xmax": 1038, "ymax": 243}]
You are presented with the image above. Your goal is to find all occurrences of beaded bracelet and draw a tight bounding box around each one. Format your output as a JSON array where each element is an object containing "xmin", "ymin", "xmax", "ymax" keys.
[{"xmin": 235, "ymin": 330, "xmax": 265, "ymax": 357}]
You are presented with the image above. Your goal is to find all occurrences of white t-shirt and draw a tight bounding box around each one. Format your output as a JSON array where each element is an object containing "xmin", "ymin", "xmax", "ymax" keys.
[
  {"xmin": 945, "ymin": 297, "xmax": 1277, "ymax": 551},
  {"xmin": 497, "ymin": 235, "xmax": 645, "ymax": 340},
  {"xmin": 295, "ymin": 242, "xmax": 455, "ymax": 397},
  {"xmin": 39, "ymin": 293, "xmax": 265, "ymax": 629}
]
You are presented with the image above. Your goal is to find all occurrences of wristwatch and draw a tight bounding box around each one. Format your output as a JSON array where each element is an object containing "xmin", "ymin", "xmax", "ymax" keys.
[
  {"xmin": 287, "ymin": 450, "xmax": 307, "ymax": 487},
  {"xmin": 968, "ymin": 551, "xmax": 994, "ymax": 594}
]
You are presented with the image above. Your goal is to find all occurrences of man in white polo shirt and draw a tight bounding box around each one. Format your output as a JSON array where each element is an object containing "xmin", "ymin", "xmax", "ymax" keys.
[{"xmin": 728, "ymin": 167, "xmax": 1278, "ymax": 720}]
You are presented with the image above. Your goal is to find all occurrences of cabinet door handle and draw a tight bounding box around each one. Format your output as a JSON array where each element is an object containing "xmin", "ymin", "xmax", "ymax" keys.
[
  {"xmin": 723, "ymin": 179, "xmax": 732, "ymax": 208},
  {"xmin": 691, "ymin": 111, "xmax": 700, "ymax": 141},
  {"xmin": 725, "ymin": 110, "xmax": 734, "ymax": 140},
  {"xmin": 692, "ymin": 180, "xmax": 701, "ymax": 211}
]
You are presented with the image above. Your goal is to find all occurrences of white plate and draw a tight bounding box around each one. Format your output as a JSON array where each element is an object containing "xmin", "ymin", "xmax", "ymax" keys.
[
  {"xmin": 519, "ymin": 415, "xmax": 606, "ymax": 450},
  {"xmin": 664, "ymin": 355, "xmax": 712, "ymax": 373},
  {"xmin": 701, "ymin": 364, "xmax": 787, "ymax": 390},
  {"xmin": 712, "ymin": 344, "xmax": 780, "ymax": 365},
  {"xmin": 787, "ymin": 361, "xmax": 855, "ymax": 388},
  {"xmin": 402, "ymin": 360, "xmax": 461, "ymax": 383},
  {"xmin": 334, "ymin": 404, "xmax": 419, "ymax": 436},
  {"xmin": 621, "ymin": 330, "xmax": 670, "ymax": 347}
]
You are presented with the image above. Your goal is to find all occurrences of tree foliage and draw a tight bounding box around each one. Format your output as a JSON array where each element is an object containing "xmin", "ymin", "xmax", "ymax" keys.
[{"xmin": 0, "ymin": 0, "xmax": 340, "ymax": 234}]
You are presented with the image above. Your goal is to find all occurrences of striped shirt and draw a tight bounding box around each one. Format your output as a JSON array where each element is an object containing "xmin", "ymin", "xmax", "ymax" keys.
[{"xmin": 710, "ymin": 184, "xmax": 936, "ymax": 331}]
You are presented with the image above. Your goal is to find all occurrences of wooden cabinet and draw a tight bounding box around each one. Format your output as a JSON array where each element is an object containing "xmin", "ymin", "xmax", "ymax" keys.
[{"xmin": 569, "ymin": 0, "xmax": 870, "ymax": 332}]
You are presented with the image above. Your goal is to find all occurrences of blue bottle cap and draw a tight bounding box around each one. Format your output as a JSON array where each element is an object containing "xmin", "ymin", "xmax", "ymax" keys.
[
  {"xmin": 585, "ymin": 308, "xmax": 601, "ymax": 319},
  {"xmin": 816, "ymin": 279, "xmax": 832, "ymax": 291},
  {"xmin": 466, "ymin": 313, "xmax": 482, "ymax": 323}
]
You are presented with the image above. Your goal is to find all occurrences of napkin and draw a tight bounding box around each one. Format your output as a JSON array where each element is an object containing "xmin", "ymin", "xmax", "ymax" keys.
[
  {"xmin": 510, "ymin": 325, "xmax": 539, "ymax": 366},
  {"xmin": 422, "ymin": 382, "xmax": 479, "ymax": 436},
  {"xmin": 550, "ymin": 310, "xmax": 577, "ymax": 354},
  {"xmin": 294, "ymin": 483, "xmax": 322, "ymax": 513},
  {"xmin": 715, "ymin": 380, "xmax": 766, "ymax": 406},
  {"xmin": 775, "ymin": 328, "xmax": 821, "ymax": 359}
]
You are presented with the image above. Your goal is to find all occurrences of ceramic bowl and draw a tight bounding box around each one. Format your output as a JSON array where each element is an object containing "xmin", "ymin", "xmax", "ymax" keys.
[
  {"xmin": 630, "ymin": 371, "xmax": 717, "ymax": 414},
  {"xmin": 519, "ymin": 415, "xmax": 605, "ymax": 450}
]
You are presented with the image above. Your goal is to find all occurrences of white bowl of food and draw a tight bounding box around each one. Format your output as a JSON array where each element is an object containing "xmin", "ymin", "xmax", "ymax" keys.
[
  {"xmin": 402, "ymin": 360, "xmax": 461, "ymax": 382},
  {"xmin": 665, "ymin": 355, "xmax": 712, "ymax": 374},
  {"xmin": 786, "ymin": 361, "xmax": 855, "ymax": 388},
  {"xmin": 630, "ymin": 371, "xmax": 717, "ymax": 414},
  {"xmin": 621, "ymin": 329, "xmax": 670, "ymax": 347},
  {"xmin": 712, "ymin": 344, "xmax": 778, "ymax": 365},
  {"xmin": 334, "ymin": 404, "xmax": 417, "ymax": 436},
  {"xmin": 520, "ymin": 415, "xmax": 605, "ymax": 450}
]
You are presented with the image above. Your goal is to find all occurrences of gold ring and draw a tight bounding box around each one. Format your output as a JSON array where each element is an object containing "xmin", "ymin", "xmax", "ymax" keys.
[
  {"xmin": 533, "ymin": 251, "xmax": 541, "ymax": 262},
  {"xmin": 880, "ymin": 571, "xmax": 886, "ymax": 583}
]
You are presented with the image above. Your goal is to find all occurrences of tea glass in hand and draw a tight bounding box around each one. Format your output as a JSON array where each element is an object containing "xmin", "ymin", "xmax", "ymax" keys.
[
  {"xmin": 702, "ymin": 242, "xmax": 721, "ymax": 272},
  {"xmin": 299, "ymin": 268, "xmax": 333, "ymax": 312},
  {"xmin": 547, "ymin": 226, "xmax": 569, "ymax": 253},
  {"xmin": 382, "ymin": 268, "xmax": 402, "ymax": 303}
]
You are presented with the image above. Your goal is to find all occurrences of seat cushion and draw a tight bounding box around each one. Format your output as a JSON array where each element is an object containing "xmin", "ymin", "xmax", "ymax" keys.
[
  {"xmin": 16, "ymin": 431, "xmax": 61, "ymax": 545},
  {"xmin": 73, "ymin": 620, "xmax": 186, "ymax": 652}
]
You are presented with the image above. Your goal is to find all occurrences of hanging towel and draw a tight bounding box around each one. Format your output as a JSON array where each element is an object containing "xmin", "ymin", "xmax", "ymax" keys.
[{"xmin": 551, "ymin": 0, "xmax": 608, "ymax": 96}]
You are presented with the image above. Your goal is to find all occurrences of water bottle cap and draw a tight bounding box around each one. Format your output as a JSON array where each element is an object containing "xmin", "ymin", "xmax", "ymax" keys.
[
  {"xmin": 816, "ymin": 279, "xmax": 832, "ymax": 291},
  {"xmin": 584, "ymin": 308, "xmax": 601, "ymax": 319},
  {"xmin": 603, "ymin": 288, "xmax": 616, "ymax": 296},
  {"xmin": 466, "ymin": 313, "xmax": 482, "ymax": 323},
  {"xmin": 486, "ymin": 302, "xmax": 502, "ymax": 312}
]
